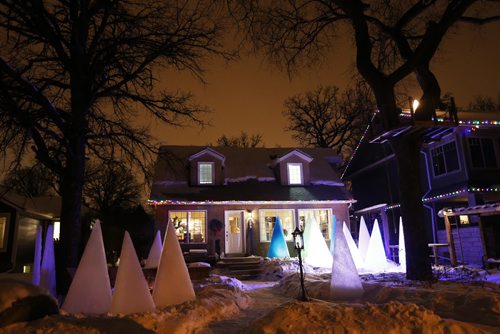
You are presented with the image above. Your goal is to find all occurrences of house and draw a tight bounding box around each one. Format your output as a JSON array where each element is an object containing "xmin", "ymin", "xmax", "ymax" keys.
[
  {"xmin": 0, "ymin": 187, "xmax": 61, "ymax": 272},
  {"xmin": 344, "ymin": 110, "xmax": 500, "ymax": 266},
  {"xmin": 148, "ymin": 146, "xmax": 354, "ymax": 259}
]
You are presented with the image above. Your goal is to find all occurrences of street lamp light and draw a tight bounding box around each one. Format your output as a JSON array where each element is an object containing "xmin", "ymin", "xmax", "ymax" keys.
[{"xmin": 292, "ymin": 226, "xmax": 308, "ymax": 301}]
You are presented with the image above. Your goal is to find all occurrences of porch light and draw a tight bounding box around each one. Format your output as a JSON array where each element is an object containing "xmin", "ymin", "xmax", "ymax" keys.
[
  {"xmin": 412, "ymin": 99, "xmax": 419, "ymax": 112},
  {"xmin": 291, "ymin": 226, "xmax": 308, "ymax": 301}
]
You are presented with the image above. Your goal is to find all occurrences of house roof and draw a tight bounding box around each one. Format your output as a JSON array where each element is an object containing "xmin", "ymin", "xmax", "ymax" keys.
[
  {"xmin": 151, "ymin": 146, "xmax": 352, "ymax": 202},
  {"xmin": 0, "ymin": 186, "xmax": 61, "ymax": 220}
]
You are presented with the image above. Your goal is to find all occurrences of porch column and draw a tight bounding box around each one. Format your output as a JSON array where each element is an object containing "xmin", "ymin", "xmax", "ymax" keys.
[{"xmin": 444, "ymin": 215, "xmax": 457, "ymax": 266}]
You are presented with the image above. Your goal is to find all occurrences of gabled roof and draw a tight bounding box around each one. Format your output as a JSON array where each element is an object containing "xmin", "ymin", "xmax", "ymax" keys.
[
  {"xmin": 274, "ymin": 149, "xmax": 313, "ymax": 164},
  {"xmin": 151, "ymin": 146, "xmax": 351, "ymax": 202},
  {"xmin": 188, "ymin": 147, "xmax": 226, "ymax": 163}
]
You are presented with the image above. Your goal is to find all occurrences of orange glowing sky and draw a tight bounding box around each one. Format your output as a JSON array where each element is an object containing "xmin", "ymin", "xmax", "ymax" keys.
[{"xmin": 149, "ymin": 24, "xmax": 500, "ymax": 148}]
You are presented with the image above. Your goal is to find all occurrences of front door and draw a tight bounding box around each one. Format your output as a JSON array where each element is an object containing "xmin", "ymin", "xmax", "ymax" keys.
[{"xmin": 224, "ymin": 210, "xmax": 244, "ymax": 255}]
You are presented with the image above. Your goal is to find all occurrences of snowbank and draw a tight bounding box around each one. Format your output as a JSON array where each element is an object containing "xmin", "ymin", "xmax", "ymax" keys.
[
  {"xmin": 246, "ymin": 300, "xmax": 496, "ymax": 334},
  {"xmin": 0, "ymin": 275, "xmax": 250, "ymax": 334},
  {"xmin": 274, "ymin": 262, "xmax": 500, "ymax": 330}
]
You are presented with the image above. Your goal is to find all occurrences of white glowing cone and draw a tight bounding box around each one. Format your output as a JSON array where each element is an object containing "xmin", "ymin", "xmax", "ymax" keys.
[
  {"xmin": 398, "ymin": 217, "xmax": 406, "ymax": 273},
  {"xmin": 358, "ymin": 217, "xmax": 370, "ymax": 262},
  {"xmin": 145, "ymin": 230, "xmax": 162, "ymax": 269},
  {"xmin": 303, "ymin": 214, "xmax": 332, "ymax": 268},
  {"xmin": 363, "ymin": 219, "xmax": 388, "ymax": 272},
  {"xmin": 342, "ymin": 222, "xmax": 364, "ymax": 270},
  {"xmin": 330, "ymin": 220, "xmax": 364, "ymax": 300},
  {"xmin": 111, "ymin": 231, "xmax": 155, "ymax": 314},
  {"xmin": 32, "ymin": 225, "xmax": 42, "ymax": 286},
  {"xmin": 153, "ymin": 221, "xmax": 195, "ymax": 308},
  {"xmin": 62, "ymin": 221, "xmax": 112, "ymax": 314},
  {"xmin": 40, "ymin": 224, "xmax": 56, "ymax": 297}
]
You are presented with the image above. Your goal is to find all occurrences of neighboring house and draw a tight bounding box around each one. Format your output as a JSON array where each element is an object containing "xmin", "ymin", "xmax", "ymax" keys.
[
  {"xmin": 148, "ymin": 146, "xmax": 354, "ymax": 258},
  {"xmin": 344, "ymin": 110, "xmax": 500, "ymax": 266},
  {"xmin": 0, "ymin": 187, "xmax": 61, "ymax": 272}
]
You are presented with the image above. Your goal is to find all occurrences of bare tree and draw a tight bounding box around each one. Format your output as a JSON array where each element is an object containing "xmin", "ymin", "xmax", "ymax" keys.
[
  {"xmin": 2, "ymin": 164, "xmax": 56, "ymax": 197},
  {"xmin": 83, "ymin": 161, "xmax": 141, "ymax": 215},
  {"xmin": 0, "ymin": 0, "xmax": 232, "ymax": 275},
  {"xmin": 468, "ymin": 94, "xmax": 500, "ymax": 112},
  {"xmin": 233, "ymin": 0, "xmax": 500, "ymax": 280},
  {"xmin": 216, "ymin": 131, "xmax": 264, "ymax": 147},
  {"xmin": 284, "ymin": 83, "xmax": 374, "ymax": 160}
]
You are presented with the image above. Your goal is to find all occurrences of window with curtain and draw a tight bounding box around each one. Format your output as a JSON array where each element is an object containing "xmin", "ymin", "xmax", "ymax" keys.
[
  {"xmin": 198, "ymin": 162, "xmax": 214, "ymax": 184},
  {"xmin": 259, "ymin": 209, "xmax": 295, "ymax": 242},
  {"xmin": 298, "ymin": 209, "xmax": 332, "ymax": 240},
  {"xmin": 287, "ymin": 163, "xmax": 303, "ymax": 185},
  {"xmin": 169, "ymin": 210, "xmax": 207, "ymax": 243}
]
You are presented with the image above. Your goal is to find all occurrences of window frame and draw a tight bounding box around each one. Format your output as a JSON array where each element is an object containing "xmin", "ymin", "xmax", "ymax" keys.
[
  {"xmin": 468, "ymin": 137, "xmax": 498, "ymax": 169},
  {"xmin": 259, "ymin": 209, "xmax": 295, "ymax": 242},
  {"xmin": 297, "ymin": 208, "xmax": 333, "ymax": 241},
  {"xmin": 168, "ymin": 210, "xmax": 207, "ymax": 244},
  {"xmin": 198, "ymin": 161, "xmax": 215, "ymax": 185},
  {"xmin": 287, "ymin": 163, "xmax": 303, "ymax": 185},
  {"xmin": 430, "ymin": 141, "xmax": 461, "ymax": 178}
]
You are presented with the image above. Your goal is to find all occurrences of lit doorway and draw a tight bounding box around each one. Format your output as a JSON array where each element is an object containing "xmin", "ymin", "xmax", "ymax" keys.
[{"xmin": 224, "ymin": 210, "xmax": 245, "ymax": 255}]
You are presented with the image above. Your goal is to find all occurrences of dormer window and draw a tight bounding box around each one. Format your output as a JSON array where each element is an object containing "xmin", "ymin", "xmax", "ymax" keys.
[
  {"xmin": 198, "ymin": 162, "xmax": 214, "ymax": 184},
  {"xmin": 287, "ymin": 163, "xmax": 303, "ymax": 185}
]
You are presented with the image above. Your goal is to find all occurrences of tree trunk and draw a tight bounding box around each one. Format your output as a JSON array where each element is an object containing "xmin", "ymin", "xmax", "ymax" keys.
[
  {"xmin": 391, "ymin": 132, "xmax": 433, "ymax": 281},
  {"xmin": 57, "ymin": 137, "xmax": 86, "ymax": 293},
  {"xmin": 414, "ymin": 64, "xmax": 441, "ymax": 121},
  {"xmin": 57, "ymin": 6, "xmax": 91, "ymax": 293}
]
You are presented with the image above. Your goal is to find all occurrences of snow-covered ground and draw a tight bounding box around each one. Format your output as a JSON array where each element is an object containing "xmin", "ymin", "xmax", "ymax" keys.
[{"xmin": 1, "ymin": 260, "xmax": 499, "ymax": 333}]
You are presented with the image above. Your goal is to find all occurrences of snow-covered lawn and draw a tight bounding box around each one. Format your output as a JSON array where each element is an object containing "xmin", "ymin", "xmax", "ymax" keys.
[{"xmin": 1, "ymin": 260, "xmax": 499, "ymax": 333}]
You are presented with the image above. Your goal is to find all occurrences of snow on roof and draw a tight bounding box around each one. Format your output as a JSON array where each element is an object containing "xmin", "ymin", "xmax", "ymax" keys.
[
  {"xmin": 151, "ymin": 146, "xmax": 350, "ymax": 201},
  {"xmin": 0, "ymin": 186, "xmax": 61, "ymax": 220},
  {"xmin": 154, "ymin": 146, "xmax": 342, "ymax": 184}
]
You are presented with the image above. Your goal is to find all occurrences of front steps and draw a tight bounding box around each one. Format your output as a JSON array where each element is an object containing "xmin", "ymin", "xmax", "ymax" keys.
[{"xmin": 216, "ymin": 256, "xmax": 263, "ymax": 280}]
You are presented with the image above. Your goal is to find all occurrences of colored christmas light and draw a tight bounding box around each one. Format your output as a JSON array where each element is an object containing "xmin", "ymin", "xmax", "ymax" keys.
[
  {"xmin": 384, "ymin": 186, "xmax": 500, "ymax": 211},
  {"xmin": 146, "ymin": 199, "xmax": 354, "ymax": 206}
]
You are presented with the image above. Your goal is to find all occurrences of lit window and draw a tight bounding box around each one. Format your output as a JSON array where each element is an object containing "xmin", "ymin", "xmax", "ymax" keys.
[
  {"xmin": 259, "ymin": 209, "xmax": 295, "ymax": 242},
  {"xmin": 459, "ymin": 215, "xmax": 469, "ymax": 225},
  {"xmin": 169, "ymin": 211, "xmax": 206, "ymax": 243},
  {"xmin": 298, "ymin": 209, "xmax": 332, "ymax": 240},
  {"xmin": 287, "ymin": 163, "xmax": 303, "ymax": 185},
  {"xmin": 198, "ymin": 162, "xmax": 214, "ymax": 184}
]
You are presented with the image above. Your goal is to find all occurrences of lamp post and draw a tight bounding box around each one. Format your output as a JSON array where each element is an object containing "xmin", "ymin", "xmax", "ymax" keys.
[{"xmin": 292, "ymin": 226, "xmax": 308, "ymax": 301}]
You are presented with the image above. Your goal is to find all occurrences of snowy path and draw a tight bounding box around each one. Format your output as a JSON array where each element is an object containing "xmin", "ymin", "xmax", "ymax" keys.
[{"xmin": 203, "ymin": 281, "xmax": 291, "ymax": 334}]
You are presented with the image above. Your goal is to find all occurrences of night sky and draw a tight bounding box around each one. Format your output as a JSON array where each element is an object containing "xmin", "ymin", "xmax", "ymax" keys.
[{"xmin": 150, "ymin": 23, "xmax": 500, "ymax": 148}]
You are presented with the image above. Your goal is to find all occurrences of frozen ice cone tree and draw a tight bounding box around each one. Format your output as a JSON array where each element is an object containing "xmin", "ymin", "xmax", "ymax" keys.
[
  {"xmin": 111, "ymin": 231, "xmax": 155, "ymax": 314},
  {"xmin": 364, "ymin": 220, "xmax": 388, "ymax": 273},
  {"xmin": 62, "ymin": 221, "xmax": 112, "ymax": 314},
  {"xmin": 145, "ymin": 230, "xmax": 163, "ymax": 269},
  {"xmin": 358, "ymin": 217, "xmax": 370, "ymax": 262},
  {"xmin": 343, "ymin": 222, "xmax": 364, "ymax": 270},
  {"xmin": 153, "ymin": 221, "xmax": 195, "ymax": 308},
  {"xmin": 267, "ymin": 216, "xmax": 290, "ymax": 258},
  {"xmin": 330, "ymin": 220, "xmax": 364, "ymax": 300},
  {"xmin": 303, "ymin": 214, "xmax": 332, "ymax": 268},
  {"xmin": 40, "ymin": 225, "xmax": 56, "ymax": 297},
  {"xmin": 32, "ymin": 225, "xmax": 42, "ymax": 286}
]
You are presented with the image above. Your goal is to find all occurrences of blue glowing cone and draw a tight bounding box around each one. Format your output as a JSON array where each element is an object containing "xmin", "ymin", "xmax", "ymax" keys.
[
  {"xmin": 267, "ymin": 216, "xmax": 290, "ymax": 258},
  {"xmin": 330, "ymin": 215, "xmax": 337, "ymax": 255},
  {"xmin": 32, "ymin": 225, "xmax": 42, "ymax": 286},
  {"xmin": 40, "ymin": 224, "xmax": 56, "ymax": 298}
]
